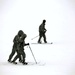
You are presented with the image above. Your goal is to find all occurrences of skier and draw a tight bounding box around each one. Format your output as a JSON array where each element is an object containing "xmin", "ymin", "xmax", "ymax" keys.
[
  {"xmin": 12, "ymin": 33, "xmax": 29, "ymax": 65},
  {"xmin": 38, "ymin": 19, "xmax": 47, "ymax": 43},
  {"xmin": 8, "ymin": 30, "xmax": 24, "ymax": 63}
]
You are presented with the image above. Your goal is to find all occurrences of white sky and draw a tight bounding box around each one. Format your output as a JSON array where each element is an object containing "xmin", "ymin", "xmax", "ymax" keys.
[{"xmin": 0, "ymin": 0, "xmax": 75, "ymax": 43}]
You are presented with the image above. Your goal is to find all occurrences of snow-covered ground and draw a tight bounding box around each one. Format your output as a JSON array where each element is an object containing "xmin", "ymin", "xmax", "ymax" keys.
[
  {"xmin": 0, "ymin": 0, "xmax": 75, "ymax": 75},
  {"xmin": 0, "ymin": 42, "xmax": 75, "ymax": 75}
]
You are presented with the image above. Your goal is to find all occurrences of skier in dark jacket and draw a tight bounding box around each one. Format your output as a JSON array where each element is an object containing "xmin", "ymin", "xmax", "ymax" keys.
[
  {"xmin": 38, "ymin": 19, "xmax": 47, "ymax": 43},
  {"xmin": 12, "ymin": 33, "xmax": 29, "ymax": 65},
  {"xmin": 8, "ymin": 30, "xmax": 24, "ymax": 63}
]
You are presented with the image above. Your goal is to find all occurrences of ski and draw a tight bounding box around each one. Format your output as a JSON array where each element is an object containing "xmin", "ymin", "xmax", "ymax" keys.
[
  {"xmin": 27, "ymin": 62, "xmax": 46, "ymax": 66},
  {"xmin": 31, "ymin": 42, "xmax": 53, "ymax": 44},
  {"xmin": 8, "ymin": 62, "xmax": 46, "ymax": 66}
]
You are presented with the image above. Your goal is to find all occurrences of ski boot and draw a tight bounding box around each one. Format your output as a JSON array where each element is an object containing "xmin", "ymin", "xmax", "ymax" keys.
[
  {"xmin": 8, "ymin": 59, "xmax": 12, "ymax": 63},
  {"xmin": 22, "ymin": 62, "xmax": 28, "ymax": 65},
  {"xmin": 38, "ymin": 41, "xmax": 42, "ymax": 44},
  {"xmin": 44, "ymin": 41, "xmax": 47, "ymax": 43},
  {"xmin": 11, "ymin": 61, "xmax": 17, "ymax": 64}
]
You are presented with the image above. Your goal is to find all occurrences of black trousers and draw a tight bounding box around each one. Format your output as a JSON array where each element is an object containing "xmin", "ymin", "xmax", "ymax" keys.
[
  {"xmin": 38, "ymin": 32, "xmax": 47, "ymax": 43},
  {"xmin": 12, "ymin": 50, "xmax": 26, "ymax": 63},
  {"xmin": 8, "ymin": 47, "xmax": 21, "ymax": 61}
]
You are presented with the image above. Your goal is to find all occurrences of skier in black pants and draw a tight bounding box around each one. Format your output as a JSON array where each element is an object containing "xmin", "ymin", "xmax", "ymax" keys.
[
  {"xmin": 12, "ymin": 34, "xmax": 29, "ymax": 65},
  {"xmin": 8, "ymin": 30, "xmax": 24, "ymax": 63},
  {"xmin": 38, "ymin": 19, "xmax": 47, "ymax": 43}
]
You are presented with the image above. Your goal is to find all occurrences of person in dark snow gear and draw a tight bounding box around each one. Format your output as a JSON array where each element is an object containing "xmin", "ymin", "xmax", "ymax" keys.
[
  {"xmin": 8, "ymin": 30, "xmax": 24, "ymax": 63},
  {"xmin": 12, "ymin": 33, "xmax": 29, "ymax": 65},
  {"xmin": 38, "ymin": 20, "xmax": 47, "ymax": 43}
]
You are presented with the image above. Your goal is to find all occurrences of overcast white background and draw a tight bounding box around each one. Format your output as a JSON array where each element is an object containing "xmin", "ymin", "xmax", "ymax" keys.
[{"xmin": 0, "ymin": 0, "xmax": 75, "ymax": 75}]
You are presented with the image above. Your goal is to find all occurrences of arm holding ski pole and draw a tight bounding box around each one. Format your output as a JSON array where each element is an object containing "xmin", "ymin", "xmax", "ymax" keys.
[
  {"xmin": 24, "ymin": 43, "xmax": 29, "ymax": 46},
  {"xmin": 23, "ymin": 43, "xmax": 29, "ymax": 48}
]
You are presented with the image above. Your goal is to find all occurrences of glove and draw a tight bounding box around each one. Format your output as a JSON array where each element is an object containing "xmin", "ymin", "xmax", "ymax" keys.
[
  {"xmin": 25, "ymin": 43, "xmax": 29, "ymax": 46},
  {"xmin": 27, "ymin": 43, "xmax": 29, "ymax": 45},
  {"xmin": 44, "ymin": 29, "xmax": 47, "ymax": 33}
]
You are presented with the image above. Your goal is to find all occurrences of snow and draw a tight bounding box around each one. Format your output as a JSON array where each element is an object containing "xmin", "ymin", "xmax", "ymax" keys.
[{"xmin": 0, "ymin": 0, "xmax": 75, "ymax": 75}]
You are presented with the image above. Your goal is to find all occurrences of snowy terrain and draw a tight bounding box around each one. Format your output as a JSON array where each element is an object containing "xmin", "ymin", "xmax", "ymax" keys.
[{"xmin": 0, "ymin": 0, "xmax": 75, "ymax": 75}]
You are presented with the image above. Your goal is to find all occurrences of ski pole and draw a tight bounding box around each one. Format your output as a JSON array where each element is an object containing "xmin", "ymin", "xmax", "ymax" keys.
[
  {"xmin": 29, "ymin": 45, "xmax": 37, "ymax": 64},
  {"xmin": 31, "ymin": 35, "xmax": 39, "ymax": 40}
]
